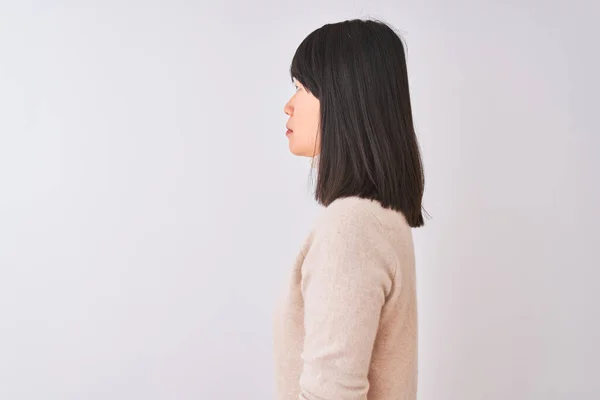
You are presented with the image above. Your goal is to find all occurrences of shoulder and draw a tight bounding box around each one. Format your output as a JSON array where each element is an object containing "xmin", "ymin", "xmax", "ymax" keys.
[
  {"xmin": 317, "ymin": 196, "xmax": 385, "ymax": 233},
  {"xmin": 300, "ymin": 197, "xmax": 398, "ymax": 293},
  {"xmin": 300, "ymin": 196, "xmax": 410, "ymax": 256},
  {"xmin": 302, "ymin": 196, "xmax": 394, "ymax": 257},
  {"xmin": 315, "ymin": 196, "xmax": 410, "ymax": 235}
]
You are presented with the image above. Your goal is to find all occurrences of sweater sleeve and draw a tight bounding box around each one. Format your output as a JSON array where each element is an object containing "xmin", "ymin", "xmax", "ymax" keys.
[{"xmin": 298, "ymin": 207, "xmax": 395, "ymax": 400}]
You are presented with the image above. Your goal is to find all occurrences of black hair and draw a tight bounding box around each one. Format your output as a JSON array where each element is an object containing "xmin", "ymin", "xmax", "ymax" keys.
[{"xmin": 290, "ymin": 18, "xmax": 426, "ymax": 227}]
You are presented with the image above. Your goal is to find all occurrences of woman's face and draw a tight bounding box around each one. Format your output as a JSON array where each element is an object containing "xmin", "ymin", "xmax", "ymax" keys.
[{"xmin": 284, "ymin": 78, "xmax": 321, "ymax": 157}]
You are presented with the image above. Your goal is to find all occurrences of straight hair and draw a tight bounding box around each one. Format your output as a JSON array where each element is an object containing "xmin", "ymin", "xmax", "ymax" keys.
[{"xmin": 290, "ymin": 18, "xmax": 425, "ymax": 227}]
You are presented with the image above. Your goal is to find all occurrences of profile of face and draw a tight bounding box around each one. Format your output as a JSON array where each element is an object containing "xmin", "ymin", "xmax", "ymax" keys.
[{"xmin": 284, "ymin": 78, "xmax": 321, "ymax": 157}]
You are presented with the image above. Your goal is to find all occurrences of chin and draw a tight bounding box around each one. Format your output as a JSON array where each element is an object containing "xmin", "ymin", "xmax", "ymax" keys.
[{"xmin": 288, "ymin": 144, "xmax": 307, "ymax": 157}]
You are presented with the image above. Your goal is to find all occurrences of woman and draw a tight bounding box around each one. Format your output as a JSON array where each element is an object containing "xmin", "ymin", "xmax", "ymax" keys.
[{"xmin": 273, "ymin": 19, "xmax": 425, "ymax": 400}]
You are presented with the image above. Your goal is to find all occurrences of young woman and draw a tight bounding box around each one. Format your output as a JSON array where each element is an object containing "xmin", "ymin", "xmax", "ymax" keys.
[{"xmin": 273, "ymin": 19, "xmax": 425, "ymax": 400}]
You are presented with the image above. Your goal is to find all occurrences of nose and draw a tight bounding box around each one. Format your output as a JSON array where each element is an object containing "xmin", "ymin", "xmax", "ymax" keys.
[{"xmin": 284, "ymin": 99, "xmax": 293, "ymax": 116}]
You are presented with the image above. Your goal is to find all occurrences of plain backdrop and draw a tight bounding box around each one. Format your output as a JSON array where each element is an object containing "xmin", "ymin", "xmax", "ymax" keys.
[{"xmin": 1, "ymin": 1, "xmax": 598, "ymax": 399}]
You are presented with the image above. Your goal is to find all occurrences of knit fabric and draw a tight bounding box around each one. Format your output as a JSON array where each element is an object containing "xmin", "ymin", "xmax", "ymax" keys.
[{"xmin": 273, "ymin": 196, "xmax": 418, "ymax": 400}]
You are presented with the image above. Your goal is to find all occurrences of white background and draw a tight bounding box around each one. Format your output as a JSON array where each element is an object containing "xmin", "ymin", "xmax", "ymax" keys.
[{"xmin": 1, "ymin": 1, "xmax": 598, "ymax": 399}]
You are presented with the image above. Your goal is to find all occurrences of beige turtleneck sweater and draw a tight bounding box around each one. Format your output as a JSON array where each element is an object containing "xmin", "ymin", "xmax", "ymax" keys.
[{"xmin": 273, "ymin": 196, "xmax": 418, "ymax": 400}]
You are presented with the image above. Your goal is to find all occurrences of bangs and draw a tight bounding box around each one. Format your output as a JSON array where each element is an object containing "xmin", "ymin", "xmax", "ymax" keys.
[{"xmin": 289, "ymin": 29, "xmax": 323, "ymax": 98}]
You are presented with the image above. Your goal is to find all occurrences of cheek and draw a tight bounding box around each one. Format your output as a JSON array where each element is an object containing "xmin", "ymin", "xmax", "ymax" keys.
[{"xmin": 290, "ymin": 95, "xmax": 321, "ymax": 155}]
